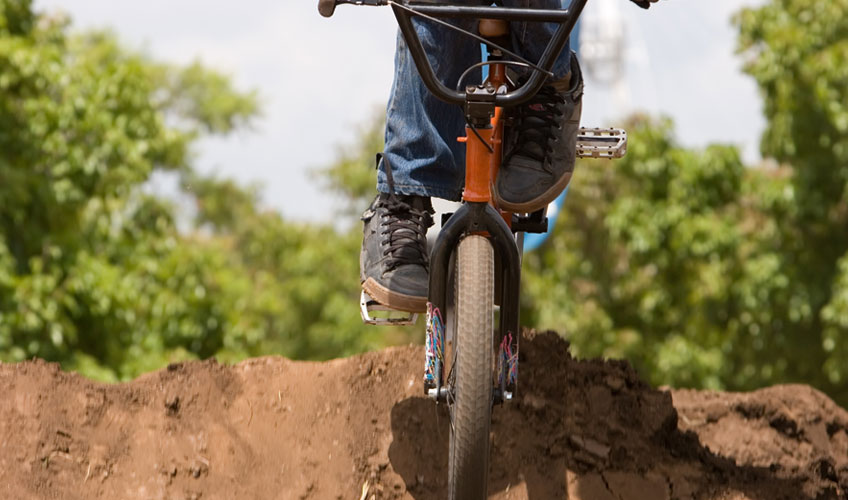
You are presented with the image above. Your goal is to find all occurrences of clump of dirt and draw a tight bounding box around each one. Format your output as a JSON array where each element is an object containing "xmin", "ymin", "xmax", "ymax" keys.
[{"xmin": 0, "ymin": 330, "xmax": 845, "ymax": 500}]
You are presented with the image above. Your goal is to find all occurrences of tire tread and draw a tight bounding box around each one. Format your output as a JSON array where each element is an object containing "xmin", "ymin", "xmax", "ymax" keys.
[{"xmin": 448, "ymin": 235, "xmax": 494, "ymax": 500}]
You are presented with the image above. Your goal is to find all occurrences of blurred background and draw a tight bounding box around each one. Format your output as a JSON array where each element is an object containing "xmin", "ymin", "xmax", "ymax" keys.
[{"xmin": 1, "ymin": 0, "xmax": 847, "ymax": 407}]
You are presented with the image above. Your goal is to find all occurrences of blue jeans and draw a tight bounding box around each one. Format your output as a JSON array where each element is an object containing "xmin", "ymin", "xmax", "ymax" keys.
[{"xmin": 378, "ymin": 0, "xmax": 572, "ymax": 201}]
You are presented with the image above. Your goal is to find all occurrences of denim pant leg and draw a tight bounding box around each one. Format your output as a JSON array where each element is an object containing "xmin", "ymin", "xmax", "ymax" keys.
[
  {"xmin": 379, "ymin": 13, "xmax": 479, "ymax": 201},
  {"xmin": 506, "ymin": 0, "xmax": 572, "ymax": 80},
  {"xmin": 380, "ymin": 1, "xmax": 571, "ymax": 200}
]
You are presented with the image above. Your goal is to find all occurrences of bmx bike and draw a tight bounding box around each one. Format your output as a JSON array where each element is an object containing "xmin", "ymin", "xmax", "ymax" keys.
[{"xmin": 321, "ymin": 1, "xmax": 626, "ymax": 497}]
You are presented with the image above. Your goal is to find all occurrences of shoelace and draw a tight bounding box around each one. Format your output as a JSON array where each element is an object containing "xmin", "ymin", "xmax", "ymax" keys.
[
  {"xmin": 505, "ymin": 84, "xmax": 565, "ymax": 168},
  {"xmin": 378, "ymin": 195, "xmax": 432, "ymax": 272},
  {"xmin": 376, "ymin": 154, "xmax": 433, "ymax": 272}
]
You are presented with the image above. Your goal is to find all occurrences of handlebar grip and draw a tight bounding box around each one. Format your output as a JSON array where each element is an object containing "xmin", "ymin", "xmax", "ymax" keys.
[{"xmin": 318, "ymin": 0, "xmax": 337, "ymax": 17}]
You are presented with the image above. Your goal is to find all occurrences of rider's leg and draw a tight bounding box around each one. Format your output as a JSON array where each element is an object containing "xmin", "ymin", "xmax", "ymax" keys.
[
  {"xmin": 363, "ymin": 0, "xmax": 580, "ymax": 311},
  {"xmin": 378, "ymin": 10, "xmax": 481, "ymax": 200},
  {"xmin": 504, "ymin": 0, "xmax": 573, "ymax": 82},
  {"xmin": 362, "ymin": 8, "xmax": 480, "ymax": 312},
  {"xmin": 378, "ymin": 0, "xmax": 573, "ymax": 199},
  {"xmin": 494, "ymin": 0, "xmax": 583, "ymax": 212}
]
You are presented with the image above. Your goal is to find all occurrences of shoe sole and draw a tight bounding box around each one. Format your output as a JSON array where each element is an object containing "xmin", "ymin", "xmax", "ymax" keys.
[
  {"xmin": 362, "ymin": 277, "xmax": 428, "ymax": 313},
  {"xmin": 493, "ymin": 171, "xmax": 573, "ymax": 214}
]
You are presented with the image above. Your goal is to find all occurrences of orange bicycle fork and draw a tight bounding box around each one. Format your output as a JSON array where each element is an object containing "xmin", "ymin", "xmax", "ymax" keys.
[{"xmin": 426, "ymin": 62, "xmax": 521, "ymax": 404}]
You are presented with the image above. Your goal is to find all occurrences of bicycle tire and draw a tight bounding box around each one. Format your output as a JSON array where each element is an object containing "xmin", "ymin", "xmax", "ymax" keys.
[{"xmin": 448, "ymin": 235, "xmax": 494, "ymax": 500}]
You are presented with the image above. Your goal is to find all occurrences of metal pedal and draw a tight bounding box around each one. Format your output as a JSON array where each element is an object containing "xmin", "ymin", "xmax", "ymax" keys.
[
  {"xmin": 577, "ymin": 127, "xmax": 627, "ymax": 159},
  {"xmin": 359, "ymin": 290, "xmax": 419, "ymax": 326}
]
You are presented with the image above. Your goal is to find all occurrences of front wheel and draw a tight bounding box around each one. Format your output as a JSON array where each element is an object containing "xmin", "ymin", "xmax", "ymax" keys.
[{"xmin": 447, "ymin": 235, "xmax": 494, "ymax": 500}]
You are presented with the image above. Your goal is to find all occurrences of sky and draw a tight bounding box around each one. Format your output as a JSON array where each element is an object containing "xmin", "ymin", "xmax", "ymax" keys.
[{"xmin": 34, "ymin": 0, "xmax": 766, "ymax": 222}]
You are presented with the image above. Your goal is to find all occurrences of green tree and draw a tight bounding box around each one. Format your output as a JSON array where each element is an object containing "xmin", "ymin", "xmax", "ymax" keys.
[
  {"xmin": 0, "ymin": 0, "xmax": 257, "ymax": 379},
  {"xmin": 524, "ymin": 0, "xmax": 848, "ymax": 406},
  {"xmin": 523, "ymin": 117, "xmax": 748, "ymax": 391},
  {"xmin": 737, "ymin": 0, "xmax": 848, "ymax": 399},
  {"xmin": 0, "ymin": 1, "xmax": 412, "ymax": 381}
]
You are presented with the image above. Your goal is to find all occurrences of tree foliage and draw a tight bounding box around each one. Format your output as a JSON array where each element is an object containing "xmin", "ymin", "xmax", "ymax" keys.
[
  {"xmin": 0, "ymin": 0, "xmax": 411, "ymax": 381},
  {"xmin": 526, "ymin": 0, "xmax": 848, "ymax": 406}
]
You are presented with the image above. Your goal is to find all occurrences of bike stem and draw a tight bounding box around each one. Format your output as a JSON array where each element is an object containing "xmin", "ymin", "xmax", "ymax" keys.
[
  {"xmin": 462, "ymin": 84, "xmax": 497, "ymax": 203},
  {"xmin": 391, "ymin": 0, "xmax": 587, "ymax": 107}
]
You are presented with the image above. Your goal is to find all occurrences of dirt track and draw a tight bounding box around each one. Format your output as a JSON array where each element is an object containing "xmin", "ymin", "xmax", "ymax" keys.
[{"xmin": 1, "ymin": 330, "xmax": 846, "ymax": 500}]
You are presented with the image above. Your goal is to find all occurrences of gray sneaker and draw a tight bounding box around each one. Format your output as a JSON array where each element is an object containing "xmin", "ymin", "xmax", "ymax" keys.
[
  {"xmin": 360, "ymin": 192, "xmax": 434, "ymax": 313},
  {"xmin": 494, "ymin": 55, "xmax": 583, "ymax": 213}
]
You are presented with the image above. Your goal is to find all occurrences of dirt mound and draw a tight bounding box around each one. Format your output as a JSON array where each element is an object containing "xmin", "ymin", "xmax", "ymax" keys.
[{"xmin": 1, "ymin": 330, "xmax": 846, "ymax": 500}]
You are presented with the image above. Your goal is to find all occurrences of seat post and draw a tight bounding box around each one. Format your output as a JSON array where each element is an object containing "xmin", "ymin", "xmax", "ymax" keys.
[{"xmin": 478, "ymin": 19, "xmax": 509, "ymax": 38}]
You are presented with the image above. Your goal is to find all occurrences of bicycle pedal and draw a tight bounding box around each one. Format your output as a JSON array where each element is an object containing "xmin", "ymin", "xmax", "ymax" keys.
[
  {"xmin": 577, "ymin": 127, "xmax": 627, "ymax": 159},
  {"xmin": 359, "ymin": 290, "xmax": 419, "ymax": 326}
]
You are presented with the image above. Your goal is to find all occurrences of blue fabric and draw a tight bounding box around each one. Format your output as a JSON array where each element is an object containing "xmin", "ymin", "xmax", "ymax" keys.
[{"xmin": 378, "ymin": 0, "xmax": 572, "ymax": 200}]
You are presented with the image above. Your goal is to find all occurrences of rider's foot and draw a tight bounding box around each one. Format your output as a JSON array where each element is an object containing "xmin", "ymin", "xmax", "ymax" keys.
[
  {"xmin": 360, "ymin": 191, "xmax": 434, "ymax": 313},
  {"xmin": 494, "ymin": 55, "xmax": 583, "ymax": 213}
]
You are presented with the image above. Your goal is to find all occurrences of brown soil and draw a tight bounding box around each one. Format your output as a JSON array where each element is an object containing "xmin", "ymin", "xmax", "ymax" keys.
[{"xmin": 1, "ymin": 330, "xmax": 846, "ymax": 500}]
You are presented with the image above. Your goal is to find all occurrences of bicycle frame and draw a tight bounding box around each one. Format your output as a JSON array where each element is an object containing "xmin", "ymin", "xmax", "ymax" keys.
[
  {"xmin": 427, "ymin": 61, "xmax": 522, "ymax": 402},
  {"xmin": 400, "ymin": 0, "xmax": 586, "ymax": 402},
  {"xmin": 330, "ymin": 0, "xmax": 594, "ymax": 400}
]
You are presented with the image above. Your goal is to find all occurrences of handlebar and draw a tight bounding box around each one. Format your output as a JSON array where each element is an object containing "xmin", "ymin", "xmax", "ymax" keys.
[
  {"xmin": 319, "ymin": 0, "xmax": 587, "ymax": 108},
  {"xmin": 319, "ymin": 0, "xmax": 387, "ymax": 18},
  {"xmin": 318, "ymin": 0, "xmax": 337, "ymax": 17}
]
